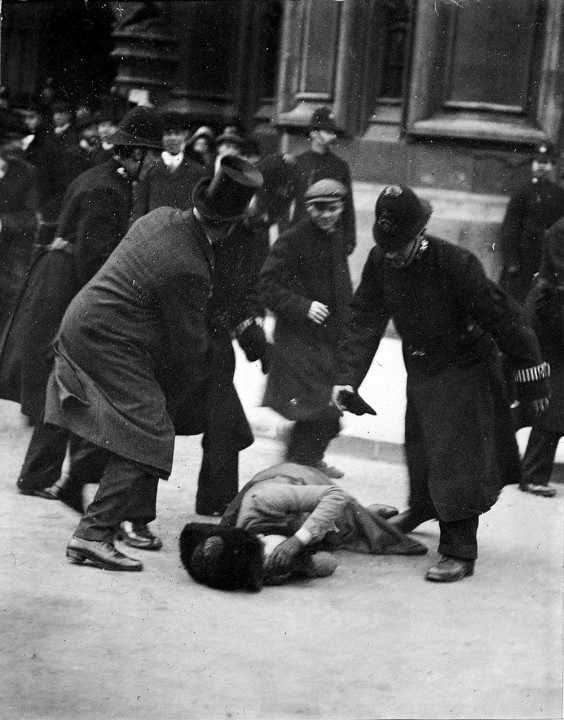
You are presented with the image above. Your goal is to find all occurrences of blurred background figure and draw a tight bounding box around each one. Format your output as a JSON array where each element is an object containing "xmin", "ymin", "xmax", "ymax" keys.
[
  {"xmin": 0, "ymin": 112, "xmax": 39, "ymax": 333},
  {"xmin": 499, "ymin": 143, "xmax": 564, "ymax": 304},
  {"xmin": 50, "ymin": 100, "xmax": 78, "ymax": 151},
  {"xmin": 91, "ymin": 114, "xmax": 118, "ymax": 165},
  {"xmin": 241, "ymin": 136, "xmax": 262, "ymax": 167},
  {"xmin": 187, "ymin": 126, "xmax": 215, "ymax": 174},
  {"xmin": 130, "ymin": 110, "xmax": 207, "ymax": 224},
  {"xmin": 282, "ymin": 106, "xmax": 356, "ymax": 256},
  {"xmin": 214, "ymin": 126, "xmax": 245, "ymax": 171}
]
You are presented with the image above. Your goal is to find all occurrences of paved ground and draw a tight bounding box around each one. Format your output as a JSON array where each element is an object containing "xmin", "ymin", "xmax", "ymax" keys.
[{"xmin": 2, "ymin": 422, "xmax": 562, "ymax": 720}]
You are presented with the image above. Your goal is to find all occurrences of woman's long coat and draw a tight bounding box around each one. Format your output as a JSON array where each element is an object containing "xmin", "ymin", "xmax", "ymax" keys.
[
  {"xmin": 259, "ymin": 216, "xmax": 352, "ymax": 421},
  {"xmin": 337, "ymin": 236, "xmax": 546, "ymax": 522},
  {"xmin": 44, "ymin": 208, "xmax": 214, "ymax": 477},
  {"xmin": 0, "ymin": 159, "xmax": 133, "ymax": 420}
]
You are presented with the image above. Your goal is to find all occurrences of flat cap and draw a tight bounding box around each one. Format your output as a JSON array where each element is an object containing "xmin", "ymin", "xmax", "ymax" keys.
[{"xmin": 304, "ymin": 178, "xmax": 347, "ymax": 203}]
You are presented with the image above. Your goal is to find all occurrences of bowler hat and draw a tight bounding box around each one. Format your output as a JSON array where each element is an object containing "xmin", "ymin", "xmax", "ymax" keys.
[
  {"xmin": 192, "ymin": 154, "xmax": 263, "ymax": 222},
  {"xmin": 109, "ymin": 106, "xmax": 164, "ymax": 150},
  {"xmin": 305, "ymin": 178, "xmax": 347, "ymax": 203},
  {"xmin": 373, "ymin": 185, "xmax": 431, "ymax": 252},
  {"xmin": 179, "ymin": 522, "xmax": 264, "ymax": 591},
  {"xmin": 159, "ymin": 110, "xmax": 188, "ymax": 132},
  {"xmin": 310, "ymin": 106, "xmax": 341, "ymax": 135}
]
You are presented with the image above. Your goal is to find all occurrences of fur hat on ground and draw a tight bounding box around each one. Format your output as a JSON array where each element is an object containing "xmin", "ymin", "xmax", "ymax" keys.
[
  {"xmin": 192, "ymin": 154, "xmax": 263, "ymax": 222},
  {"xmin": 179, "ymin": 522, "xmax": 264, "ymax": 591},
  {"xmin": 373, "ymin": 184, "xmax": 432, "ymax": 252},
  {"xmin": 109, "ymin": 106, "xmax": 164, "ymax": 150}
]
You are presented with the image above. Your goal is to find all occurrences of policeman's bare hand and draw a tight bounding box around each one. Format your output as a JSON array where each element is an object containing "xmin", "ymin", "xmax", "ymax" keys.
[
  {"xmin": 265, "ymin": 536, "xmax": 303, "ymax": 574},
  {"xmin": 331, "ymin": 385, "xmax": 354, "ymax": 412},
  {"xmin": 532, "ymin": 397, "xmax": 549, "ymax": 415},
  {"xmin": 307, "ymin": 301, "xmax": 330, "ymax": 324}
]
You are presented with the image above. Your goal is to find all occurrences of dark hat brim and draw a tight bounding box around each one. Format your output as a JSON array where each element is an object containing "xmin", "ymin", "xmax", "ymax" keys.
[
  {"xmin": 192, "ymin": 175, "xmax": 259, "ymax": 223},
  {"xmin": 108, "ymin": 128, "xmax": 163, "ymax": 150}
]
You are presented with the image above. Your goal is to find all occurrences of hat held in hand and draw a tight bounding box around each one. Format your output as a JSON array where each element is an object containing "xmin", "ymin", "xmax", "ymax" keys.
[{"xmin": 193, "ymin": 154, "xmax": 263, "ymax": 222}]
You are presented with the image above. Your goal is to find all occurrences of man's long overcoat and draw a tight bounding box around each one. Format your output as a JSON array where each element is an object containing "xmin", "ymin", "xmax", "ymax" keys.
[
  {"xmin": 259, "ymin": 216, "xmax": 352, "ymax": 421},
  {"xmin": 337, "ymin": 236, "xmax": 545, "ymax": 522},
  {"xmin": 0, "ymin": 159, "xmax": 133, "ymax": 420},
  {"xmin": 44, "ymin": 207, "xmax": 214, "ymax": 477}
]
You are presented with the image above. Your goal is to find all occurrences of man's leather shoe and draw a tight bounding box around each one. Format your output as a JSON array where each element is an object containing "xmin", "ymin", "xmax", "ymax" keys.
[
  {"xmin": 519, "ymin": 483, "xmax": 557, "ymax": 498},
  {"xmin": 117, "ymin": 522, "xmax": 163, "ymax": 550},
  {"xmin": 66, "ymin": 536, "xmax": 143, "ymax": 571},
  {"xmin": 425, "ymin": 555, "xmax": 474, "ymax": 582},
  {"xmin": 367, "ymin": 503, "xmax": 399, "ymax": 520},
  {"xmin": 388, "ymin": 509, "xmax": 435, "ymax": 533}
]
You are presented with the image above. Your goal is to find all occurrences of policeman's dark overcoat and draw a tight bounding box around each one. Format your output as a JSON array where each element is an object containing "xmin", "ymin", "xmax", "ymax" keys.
[
  {"xmin": 499, "ymin": 178, "xmax": 564, "ymax": 303},
  {"xmin": 0, "ymin": 159, "xmax": 133, "ymax": 420},
  {"xmin": 259, "ymin": 216, "xmax": 352, "ymax": 421},
  {"xmin": 337, "ymin": 236, "xmax": 546, "ymax": 522},
  {"xmin": 44, "ymin": 207, "xmax": 214, "ymax": 477}
]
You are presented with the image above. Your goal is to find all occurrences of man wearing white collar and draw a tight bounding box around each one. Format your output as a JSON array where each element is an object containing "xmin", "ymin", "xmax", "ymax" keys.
[{"xmin": 130, "ymin": 111, "xmax": 207, "ymax": 225}]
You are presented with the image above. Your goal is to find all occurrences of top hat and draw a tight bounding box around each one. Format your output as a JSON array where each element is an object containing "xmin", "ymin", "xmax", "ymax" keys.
[
  {"xmin": 179, "ymin": 522, "xmax": 264, "ymax": 591},
  {"xmin": 305, "ymin": 178, "xmax": 347, "ymax": 203},
  {"xmin": 109, "ymin": 106, "xmax": 164, "ymax": 150},
  {"xmin": 309, "ymin": 106, "xmax": 341, "ymax": 135},
  {"xmin": 192, "ymin": 154, "xmax": 263, "ymax": 222},
  {"xmin": 216, "ymin": 126, "xmax": 245, "ymax": 147},
  {"xmin": 373, "ymin": 185, "xmax": 431, "ymax": 252}
]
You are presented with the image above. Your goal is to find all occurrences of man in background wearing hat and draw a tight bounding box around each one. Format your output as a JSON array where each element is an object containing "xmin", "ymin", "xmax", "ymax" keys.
[
  {"xmin": 284, "ymin": 106, "xmax": 356, "ymax": 255},
  {"xmin": 259, "ymin": 178, "xmax": 352, "ymax": 479},
  {"xmin": 43, "ymin": 155, "xmax": 262, "ymax": 571},
  {"xmin": 180, "ymin": 462, "xmax": 427, "ymax": 592},
  {"xmin": 130, "ymin": 111, "xmax": 207, "ymax": 225},
  {"xmin": 499, "ymin": 143, "xmax": 564, "ymax": 304},
  {"xmin": 332, "ymin": 184, "xmax": 550, "ymax": 582},
  {"xmin": 0, "ymin": 106, "xmax": 165, "ymax": 510},
  {"xmin": 0, "ymin": 112, "xmax": 40, "ymax": 333}
]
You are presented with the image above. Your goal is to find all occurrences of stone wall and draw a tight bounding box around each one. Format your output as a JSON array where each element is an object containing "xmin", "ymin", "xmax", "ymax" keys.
[{"xmin": 348, "ymin": 182, "xmax": 509, "ymax": 289}]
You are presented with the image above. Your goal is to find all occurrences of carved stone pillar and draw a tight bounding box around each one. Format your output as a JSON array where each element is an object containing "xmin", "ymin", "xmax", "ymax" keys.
[{"xmin": 110, "ymin": 1, "xmax": 179, "ymax": 105}]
